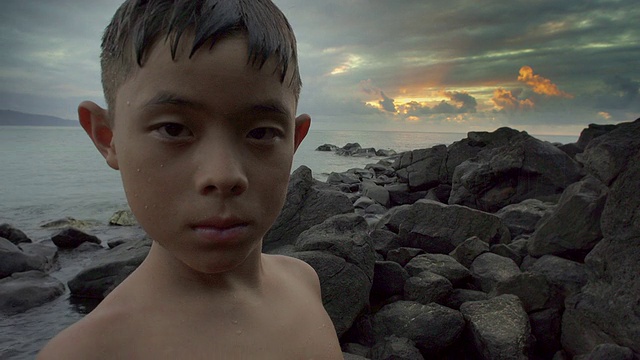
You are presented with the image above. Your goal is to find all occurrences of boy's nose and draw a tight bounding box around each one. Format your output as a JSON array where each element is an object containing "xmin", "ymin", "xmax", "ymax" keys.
[{"xmin": 194, "ymin": 143, "xmax": 248, "ymax": 197}]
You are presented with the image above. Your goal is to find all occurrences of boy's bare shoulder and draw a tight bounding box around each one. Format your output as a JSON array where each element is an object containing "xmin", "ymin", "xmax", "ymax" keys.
[
  {"xmin": 264, "ymin": 254, "xmax": 322, "ymax": 293},
  {"xmin": 37, "ymin": 302, "xmax": 131, "ymax": 360}
]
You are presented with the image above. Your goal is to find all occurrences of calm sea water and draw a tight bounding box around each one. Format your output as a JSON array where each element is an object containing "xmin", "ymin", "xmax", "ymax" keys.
[{"xmin": 0, "ymin": 125, "xmax": 577, "ymax": 358}]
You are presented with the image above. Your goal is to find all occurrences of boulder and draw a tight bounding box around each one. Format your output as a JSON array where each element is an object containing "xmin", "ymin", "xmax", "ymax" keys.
[
  {"xmin": 495, "ymin": 199, "xmax": 556, "ymax": 238},
  {"xmin": 327, "ymin": 171, "xmax": 362, "ymax": 186},
  {"xmin": 444, "ymin": 128, "xmax": 523, "ymax": 183},
  {"xmin": 386, "ymin": 247, "xmax": 424, "ymax": 267},
  {"xmin": 108, "ymin": 210, "xmax": 138, "ymax": 226},
  {"xmin": 577, "ymin": 118, "xmax": 640, "ymax": 186},
  {"xmin": 316, "ymin": 144, "xmax": 338, "ymax": 152},
  {"xmin": 40, "ymin": 217, "xmax": 101, "ymax": 229},
  {"xmin": 343, "ymin": 353, "xmax": 370, "ymax": 360},
  {"xmin": 528, "ymin": 175, "xmax": 608, "ymax": 260},
  {"xmin": 393, "ymin": 145, "xmax": 448, "ymax": 191},
  {"xmin": 292, "ymin": 214, "xmax": 376, "ymax": 338},
  {"xmin": 403, "ymin": 271, "xmax": 453, "ymax": 305},
  {"xmin": 404, "ymin": 253, "xmax": 471, "ymax": 285},
  {"xmin": 490, "ymin": 272, "xmax": 551, "ymax": 312},
  {"xmin": 370, "ymin": 335, "xmax": 424, "ymax": 360},
  {"xmin": 527, "ymin": 255, "xmax": 588, "ymax": 309},
  {"xmin": 574, "ymin": 343, "xmax": 636, "ymax": 360},
  {"xmin": 372, "ymin": 300, "xmax": 464, "ymax": 355},
  {"xmin": 575, "ymin": 123, "xmax": 618, "ymax": 150},
  {"xmin": 0, "ymin": 238, "xmax": 49, "ymax": 278},
  {"xmin": 68, "ymin": 237, "xmax": 151, "ymax": 298},
  {"xmin": 19, "ymin": 242, "xmax": 58, "ymax": 273},
  {"xmin": 469, "ymin": 252, "xmax": 521, "ymax": 293},
  {"xmin": 460, "ymin": 294, "xmax": 532, "ymax": 360},
  {"xmin": 600, "ymin": 148, "xmax": 640, "ymax": 240},
  {"xmin": 362, "ymin": 182, "xmax": 390, "ymax": 208},
  {"xmin": 385, "ymin": 183, "xmax": 426, "ymax": 207},
  {"xmin": 369, "ymin": 229, "xmax": 401, "ymax": 258},
  {"xmin": 51, "ymin": 227, "xmax": 102, "ymax": 249},
  {"xmin": 0, "ymin": 223, "xmax": 31, "ymax": 244},
  {"xmin": 379, "ymin": 200, "xmax": 510, "ymax": 254},
  {"xmin": 449, "ymin": 131, "xmax": 583, "ymax": 212},
  {"xmin": 444, "ymin": 288, "xmax": 489, "ymax": 310},
  {"xmin": 449, "ymin": 236, "xmax": 490, "ymax": 268},
  {"xmin": 371, "ymin": 261, "xmax": 409, "ymax": 299},
  {"xmin": 529, "ymin": 308, "xmax": 562, "ymax": 358},
  {"xmin": 263, "ymin": 166, "xmax": 354, "ymax": 253},
  {"xmin": 0, "ymin": 270, "xmax": 65, "ymax": 315}
]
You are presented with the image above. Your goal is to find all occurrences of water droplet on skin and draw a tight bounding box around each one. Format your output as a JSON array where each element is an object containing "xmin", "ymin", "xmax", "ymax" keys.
[
  {"xmin": 231, "ymin": 320, "xmax": 238, "ymax": 325},
  {"xmin": 126, "ymin": 101, "xmax": 131, "ymax": 106},
  {"xmin": 144, "ymin": 205, "xmax": 148, "ymax": 209},
  {"xmin": 236, "ymin": 329, "xmax": 242, "ymax": 335},
  {"xmin": 136, "ymin": 168, "xmax": 141, "ymax": 172},
  {"xmin": 160, "ymin": 164, "xmax": 164, "ymax": 168}
]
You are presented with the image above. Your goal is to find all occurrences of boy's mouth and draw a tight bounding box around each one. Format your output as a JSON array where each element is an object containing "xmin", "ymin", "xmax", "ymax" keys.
[{"xmin": 190, "ymin": 217, "xmax": 249, "ymax": 242}]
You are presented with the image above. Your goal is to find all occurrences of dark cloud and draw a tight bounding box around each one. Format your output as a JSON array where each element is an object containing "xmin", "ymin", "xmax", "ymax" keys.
[{"xmin": 379, "ymin": 92, "xmax": 397, "ymax": 113}]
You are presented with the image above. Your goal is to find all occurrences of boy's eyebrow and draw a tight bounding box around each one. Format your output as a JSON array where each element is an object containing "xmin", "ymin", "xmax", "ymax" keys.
[{"xmin": 142, "ymin": 92, "xmax": 292, "ymax": 117}]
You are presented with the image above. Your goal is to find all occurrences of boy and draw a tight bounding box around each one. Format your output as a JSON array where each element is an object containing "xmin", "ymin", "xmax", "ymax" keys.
[{"xmin": 38, "ymin": 0, "xmax": 343, "ymax": 358}]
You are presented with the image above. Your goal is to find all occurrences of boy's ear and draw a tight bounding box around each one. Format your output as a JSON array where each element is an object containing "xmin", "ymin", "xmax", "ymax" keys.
[
  {"xmin": 293, "ymin": 113, "xmax": 311, "ymax": 152},
  {"xmin": 78, "ymin": 101, "xmax": 119, "ymax": 170}
]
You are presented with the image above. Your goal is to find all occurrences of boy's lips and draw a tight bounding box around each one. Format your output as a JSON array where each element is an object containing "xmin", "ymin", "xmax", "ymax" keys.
[{"xmin": 190, "ymin": 217, "xmax": 249, "ymax": 242}]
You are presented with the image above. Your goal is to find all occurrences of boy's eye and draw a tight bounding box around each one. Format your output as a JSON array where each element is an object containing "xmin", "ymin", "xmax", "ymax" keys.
[
  {"xmin": 156, "ymin": 123, "xmax": 192, "ymax": 138},
  {"xmin": 247, "ymin": 127, "xmax": 282, "ymax": 140}
]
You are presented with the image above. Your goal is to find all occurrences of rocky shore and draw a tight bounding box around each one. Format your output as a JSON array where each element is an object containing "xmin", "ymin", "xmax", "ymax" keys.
[{"xmin": 2, "ymin": 119, "xmax": 639, "ymax": 359}]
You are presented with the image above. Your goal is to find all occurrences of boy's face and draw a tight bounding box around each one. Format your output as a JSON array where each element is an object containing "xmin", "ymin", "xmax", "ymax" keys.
[{"xmin": 82, "ymin": 35, "xmax": 308, "ymax": 274}]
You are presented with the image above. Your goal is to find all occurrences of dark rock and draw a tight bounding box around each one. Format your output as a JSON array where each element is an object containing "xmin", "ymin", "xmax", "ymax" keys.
[
  {"xmin": 529, "ymin": 308, "xmax": 562, "ymax": 358},
  {"xmin": 0, "ymin": 238, "xmax": 49, "ymax": 278},
  {"xmin": 342, "ymin": 343, "xmax": 371, "ymax": 358},
  {"xmin": 316, "ymin": 143, "xmax": 338, "ymax": 151},
  {"xmin": 385, "ymin": 183, "xmax": 426, "ymax": 206},
  {"xmin": 354, "ymin": 196, "xmax": 376, "ymax": 209},
  {"xmin": 19, "ymin": 242, "xmax": 58, "ymax": 272},
  {"xmin": 366, "ymin": 163, "xmax": 396, "ymax": 177},
  {"xmin": 490, "ymin": 272, "xmax": 551, "ymax": 312},
  {"xmin": 370, "ymin": 335, "xmax": 424, "ymax": 360},
  {"xmin": 470, "ymin": 252, "xmax": 521, "ymax": 293},
  {"xmin": 404, "ymin": 253, "xmax": 470, "ymax": 285},
  {"xmin": 449, "ymin": 131, "xmax": 583, "ymax": 212},
  {"xmin": 576, "ymin": 123, "xmax": 618, "ymax": 150},
  {"xmin": 263, "ymin": 166, "xmax": 354, "ymax": 253},
  {"xmin": 370, "ymin": 229, "xmax": 401, "ymax": 258},
  {"xmin": 575, "ymin": 343, "xmax": 636, "ymax": 360},
  {"xmin": 403, "ymin": 271, "xmax": 453, "ymax": 305},
  {"xmin": 386, "ymin": 247, "xmax": 424, "ymax": 267},
  {"xmin": 600, "ymin": 148, "xmax": 640, "ymax": 240},
  {"xmin": 490, "ymin": 243, "xmax": 523, "ymax": 266},
  {"xmin": 375, "ymin": 149, "xmax": 397, "ymax": 157},
  {"xmin": 327, "ymin": 171, "xmax": 362, "ymax": 186},
  {"xmin": 393, "ymin": 145, "xmax": 448, "ymax": 191},
  {"xmin": 460, "ymin": 294, "xmax": 532, "ymax": 360},
  {"xmin": 444, "ymin": 288, "xmax": 489, "ymax": 310},
  {"xmin": 68, "ymin": 237, "xmax": 151, "ymax": 298},
  {"xmin": 362, "ymin": 182, "xmax": 390, "ymax": 207},
  {"xmin": 343, "ymin": 352, "xmax": 370, "ymax": 360},
  {"xmin": 528, "ymin": 175, "xmax": 608, "ymax": 260},
  {"xmin": 40, "ymin": 217, "xmax": 101, "ymax": 229},
  {"xmin": 372, "ymin": 300, "xmax": 464, "ymax": 355},
  {"xmin": 495, "ymin": 199, "xmax": 556, "ymax": 238},
  {"xmin": 558, "ymin": 142, "xmax": 583, "ymax": 159},
  {"xmin": 108, "ymin": 210, "xmax": 137, "ymax": 226},
  {"xmin": 372, "ymin": 261, "xmax": 409, "ymax": 298},
  {"xmin": 51, "ymin": 227, "xmax": 101, "ymax": 249},
  {"xmin": 449, "ymin": 236, "xmax": 490, "ymax": 268},
  {"xmin": 425, "ymin": 184, "xmax": 451, "ymax": 203},
  {"xmin": 577, "ymin": 118, "xmax": 640, "ymax": 186},
  {"xmin": 0, "ymin": 223, "xmax": 31, "ymax": 244},
  {"xmin": 379, "ymin": 199, "xmax": 510, "ymax": 254},
  {"xmin": 527, "ymin": 255, "xmax": 588, "ymax": 309},
  {"xmin": 292, "ymin": 214, "xmax": 376, "ymax": 338},
  {"xmin": 445, "ymin": 127, "xmax": 523, "ymax": 183},
  {"xmin": 0, "ymin": 270, "xmax": 65, "ymax": 315}
]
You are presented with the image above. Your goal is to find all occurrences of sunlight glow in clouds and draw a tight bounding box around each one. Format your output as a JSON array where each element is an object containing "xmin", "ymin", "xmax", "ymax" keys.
[
  {"xmin": 518, "ymin": 66, "xmax": 574, "ymax": 98},
  {"xmin": 330, "ymin": 54, "xmax": 364, "ymax": 75}
]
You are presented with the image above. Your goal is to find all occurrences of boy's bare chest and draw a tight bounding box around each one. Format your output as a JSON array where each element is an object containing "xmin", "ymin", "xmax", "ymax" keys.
[{"xmin": 111, "ymin": 300, "xmax": 334, "ymax": 359}]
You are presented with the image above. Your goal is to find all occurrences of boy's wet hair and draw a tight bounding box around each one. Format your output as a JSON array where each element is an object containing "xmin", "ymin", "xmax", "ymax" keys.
[{"xmin": 101, "ymin": 0, "xmax": 301, "ymax": 114}]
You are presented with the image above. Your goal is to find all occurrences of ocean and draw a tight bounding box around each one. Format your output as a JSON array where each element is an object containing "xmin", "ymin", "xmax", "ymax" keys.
[{"xmin": 0, "ymin": 125, "xmax": 577, "ymax": 358}]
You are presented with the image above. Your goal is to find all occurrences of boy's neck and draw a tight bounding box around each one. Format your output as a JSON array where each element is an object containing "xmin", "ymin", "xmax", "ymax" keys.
[{"xmin": 140, "ymin": 241, "xmax": 267, "ymax": 297}]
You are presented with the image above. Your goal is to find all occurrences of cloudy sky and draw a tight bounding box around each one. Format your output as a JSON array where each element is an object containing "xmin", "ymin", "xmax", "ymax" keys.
[{"xmin": 1, "ymin": 0, "xmax": 638, "ymax": 135}]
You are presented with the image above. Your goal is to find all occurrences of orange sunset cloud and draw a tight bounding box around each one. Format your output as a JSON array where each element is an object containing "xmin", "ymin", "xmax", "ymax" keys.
[{"xmin": 518, "ymin": 66, "xmax": 574, "ymax": 98}]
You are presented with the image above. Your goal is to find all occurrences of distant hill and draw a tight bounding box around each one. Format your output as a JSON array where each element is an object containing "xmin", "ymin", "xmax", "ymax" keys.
[{"xmin": 0, "ymin": 109, "xmax": 77, "ymax": 126}]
